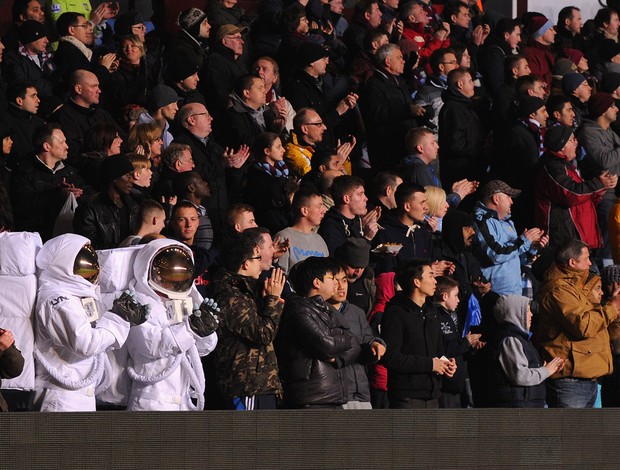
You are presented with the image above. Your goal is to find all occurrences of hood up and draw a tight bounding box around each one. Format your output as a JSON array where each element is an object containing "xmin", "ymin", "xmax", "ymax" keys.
[{"xmin": 36, "ymin": 233, "xmax": 99, "ymax": 302}]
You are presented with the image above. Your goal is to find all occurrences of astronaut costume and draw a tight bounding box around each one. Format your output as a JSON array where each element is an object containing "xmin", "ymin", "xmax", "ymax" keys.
[
  {"xmin": 33, "ymin": 234, "xmax": 131, "ymax": 412},
  {"xmin": 125, "ymin": 239, "xmax": 218, "ymax": 411}
]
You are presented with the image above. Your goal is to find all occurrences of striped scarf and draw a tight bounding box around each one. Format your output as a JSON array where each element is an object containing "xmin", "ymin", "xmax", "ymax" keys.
[
  {"xmin": 523, "ymin": 119, "xmax": 546, "ymax": 157},
  {"xmin": 256, "ymin": 160, "xmax": 290, "ymax": 178}
]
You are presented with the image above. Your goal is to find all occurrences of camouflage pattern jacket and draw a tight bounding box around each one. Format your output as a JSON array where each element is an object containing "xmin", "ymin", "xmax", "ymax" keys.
[{"xmin": 210, "ymin": 270, "xmax": 284, "ymax": 399}]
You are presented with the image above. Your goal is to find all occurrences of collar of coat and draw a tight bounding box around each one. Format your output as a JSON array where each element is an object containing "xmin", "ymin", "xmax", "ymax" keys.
[{"xmin": 60, "ymin": 35, "xmax": 93, "ymax": 61}]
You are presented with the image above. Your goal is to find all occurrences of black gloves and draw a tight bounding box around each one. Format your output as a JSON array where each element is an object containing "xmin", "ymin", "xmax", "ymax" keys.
[
  {"xmin": 189, "ymin": 298, "xmax": 220, "ymax": 337},
  {"xmin": 110, "ymin": 291, "xmax": 150, "ymax": 326}
]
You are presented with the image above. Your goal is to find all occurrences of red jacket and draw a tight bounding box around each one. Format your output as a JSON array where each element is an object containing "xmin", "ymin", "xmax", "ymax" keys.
[
  {"xmin": 368, "ymin": 272, "xmax": 396, "ymax": 391},
  {"xmin": 522, "ymin": 39, "xmax": 555, "ymax": 88},
  {"xmin": 401, "ymin": 22, "xmax": 450, "ymax": 63},
  {"xmin": 535, "ymin": 151, "xmax": 606, "ymax": 248}
]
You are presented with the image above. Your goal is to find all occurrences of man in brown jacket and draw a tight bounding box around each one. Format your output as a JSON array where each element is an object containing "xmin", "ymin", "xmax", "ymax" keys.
[{"xmin": 538, "ymin": 239, "xmax": 620, "ymax": 407}]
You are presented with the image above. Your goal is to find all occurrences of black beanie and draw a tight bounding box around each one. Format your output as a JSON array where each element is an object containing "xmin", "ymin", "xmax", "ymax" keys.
[
  {"xmin": 101, "ymin": 155, "xmax": 134, "ymax": 184},
  {"xmin": 166, "ymin": 55, "xmax": 200, "ymax": 82},
  {"xmin": 518, "ymin": 96, "xmax": 546, "ymax": 119},
  {"xmin": 297, "ymin": 42, "xmax": 329, "ymax": 68},
  {"xmin": 114, "ymin": 11, "xmax": 144, "ymax": 37},
  {"xmin": 544, "ymin": 125, "xmax": 573, "ymax": 152}
]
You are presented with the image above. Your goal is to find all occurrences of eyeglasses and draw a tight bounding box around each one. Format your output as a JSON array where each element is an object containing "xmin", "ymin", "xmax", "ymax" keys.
[
  {"xmin": 73, "ymin": 23, "xmax": 93, "ymax": 29},
  {"xmin": 441, "ymin": 60, "xmax": 457, "ymax": 65},
  {"xmin": 190, "ymin": 112, "xmax": 209, "ymax": 118},
  {"xmin": 248, "ymin": 256, "xmax": 262, "ymax": 261},
  {"xmin": 305, "ymin": 122, "xmax": 325, "ymax": 126}
]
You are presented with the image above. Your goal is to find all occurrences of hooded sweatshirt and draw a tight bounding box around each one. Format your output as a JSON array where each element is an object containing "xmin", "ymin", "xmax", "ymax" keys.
[
  {"xmin": 487, "ymin": 295, "xmax": 548, "ymax": 407},
  {"xmin": 125, "ymin": 238, "xmax": 217, "ymax": 411}
]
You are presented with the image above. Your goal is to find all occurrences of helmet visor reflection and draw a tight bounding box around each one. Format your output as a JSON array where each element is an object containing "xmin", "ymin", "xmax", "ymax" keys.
[
  {"xmin": 149, "ymin": 245, "xmax": 194, "ymax": 295},
  {"xmin": 73, "ymin": 244, "xmax": 100, "ymax": 283}
]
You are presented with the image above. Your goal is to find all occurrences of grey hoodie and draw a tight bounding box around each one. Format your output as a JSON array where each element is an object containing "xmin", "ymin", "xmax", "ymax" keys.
[{"xmin": 493, "ymin": 295, "xmax": 550, "ymax": 386}]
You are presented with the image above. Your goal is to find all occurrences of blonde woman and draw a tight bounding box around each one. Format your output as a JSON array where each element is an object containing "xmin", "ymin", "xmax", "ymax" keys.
[
  {"xmin": 105, "ymin": 34, "xmax": 150, "ymax": 120},
  {"xmin": 425, "ymin": 185, "xmax": 449, "ymax": 232}
]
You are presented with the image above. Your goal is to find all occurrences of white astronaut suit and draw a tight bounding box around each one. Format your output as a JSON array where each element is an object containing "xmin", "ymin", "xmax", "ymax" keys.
[
  {"xmin": 125, "ymin": 239, "xmax": 218, "ymax": 411},
  {"xmin": 33, "ymin": 234, "xmax": 131, "ymax": 412}
]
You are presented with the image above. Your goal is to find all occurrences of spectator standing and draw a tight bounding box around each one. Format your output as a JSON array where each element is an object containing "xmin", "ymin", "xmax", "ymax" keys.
[
  {"xmin": 538, "ymin": 239, "xmax": 620, "ymax": 408},
  {"xmin": 9, "ymin": 123, "xmax": 85, "ymax": 241},
  {"xmin": 277, "ymin": 257, "xmax": 360, "ymax": 408},
  {"xmin": 328, "ymin": 264, "xmax": 386, "ymax": 409},
  {"xmin": 381, "ymin": 259, "xmax": 456, "ymax": 409},
  {"xmin": 209, "ymin": 232, "xmax": 285, "ymax": 410},
  {"xmin": 438, "ymin": 68, "xmax": 486, "ymax": 190},
  {"xmin": 488, "ymin": 295, "xmax": 564, "ymax": 408},
  {"xmin": 535, "ymin": 125, "xmax": 614, "ymax": 250},
  {"xmin": 473, "ymin": 180, "xmax": 547, "ymax": 295}
]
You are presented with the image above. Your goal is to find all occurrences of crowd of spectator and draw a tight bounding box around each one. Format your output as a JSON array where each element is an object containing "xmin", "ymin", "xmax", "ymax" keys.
[{"xmin": 2, "ymin": 0, "xmax": 620, "ymax": 411}]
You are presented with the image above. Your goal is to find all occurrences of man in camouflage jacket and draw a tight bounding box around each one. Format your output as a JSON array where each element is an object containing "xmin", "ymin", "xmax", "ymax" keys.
[{"xmin": 208, "ymin": 231, "xmax": 286, "ymax": 410}]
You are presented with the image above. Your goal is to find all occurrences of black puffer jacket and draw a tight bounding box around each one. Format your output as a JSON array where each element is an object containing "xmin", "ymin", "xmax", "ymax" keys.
[{"xmin": 276, "ymin": 294, "xmax": 361, "ymax": 407}]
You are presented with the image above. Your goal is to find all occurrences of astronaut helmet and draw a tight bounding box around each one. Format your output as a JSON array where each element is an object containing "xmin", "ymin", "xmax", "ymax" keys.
[
  {"xmin": 148, "ymin": 245, "xmax": 194, "ymax": 299},
  {"xmin": 73, "ymin": 244, "xmax": 100, "ymax": 284}
]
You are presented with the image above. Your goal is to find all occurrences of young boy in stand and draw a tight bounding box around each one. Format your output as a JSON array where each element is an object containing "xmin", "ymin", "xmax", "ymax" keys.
[
  {"xmin": 434, "ymin": 276, "xmax": 483, "ymax": 408},
  {"xmin": 488, "ymin": 295, "xmax": 564, "ymax": 408}
]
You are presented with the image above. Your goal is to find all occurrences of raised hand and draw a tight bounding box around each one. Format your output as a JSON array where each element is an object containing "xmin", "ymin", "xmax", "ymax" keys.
[
  {"xmin": 264, "ymin": 267, "xmax": 285, "ymax": 298},
  {"xmin": 111, "ymin": 290, "xmax": 151, "ymax": 326},
  {"xmin": 190, "ymin": 298, "xmax": 221, "ymax": 337}
]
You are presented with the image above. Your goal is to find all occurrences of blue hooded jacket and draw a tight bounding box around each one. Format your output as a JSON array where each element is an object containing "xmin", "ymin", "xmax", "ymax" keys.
[{"xmin": 472, "ymin": 201, "xmax": 536, "ymax": 295}]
